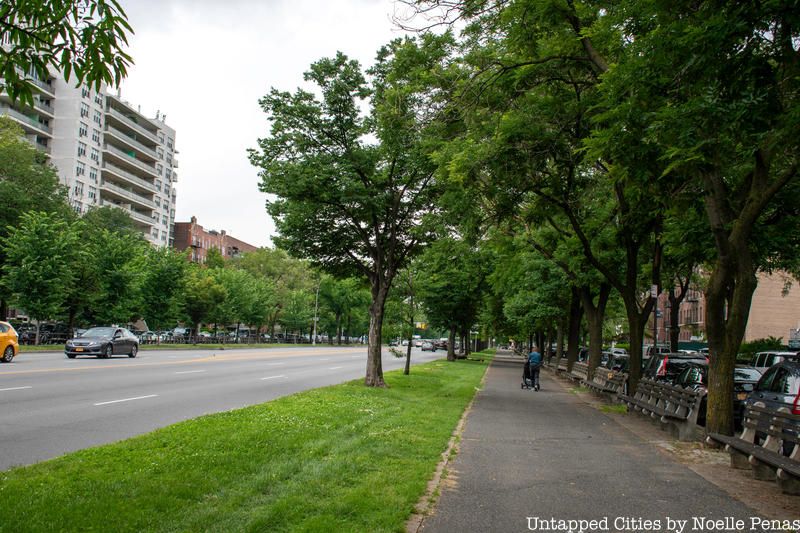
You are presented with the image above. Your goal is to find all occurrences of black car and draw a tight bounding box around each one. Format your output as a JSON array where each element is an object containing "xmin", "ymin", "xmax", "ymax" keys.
[
  {"xmin": 674, "ymin": 362, "xmax": 762, "ymax": 428},
  {"xmin": 65, "ymin": 327, "xmax": 139, "ymax": 359},
  {"xmin": 744, "ymin": 354, "xmax": 800, "ymax": 455},
  {"xmin": 643, "ymin": 352, "xmax": 708, "ymax": 383}
]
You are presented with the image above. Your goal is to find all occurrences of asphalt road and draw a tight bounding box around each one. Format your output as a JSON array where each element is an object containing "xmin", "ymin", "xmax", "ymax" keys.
[
  {"xmin": 0, "ymin": 344, "xmax": 441, "ymax": 471},
  {"xmin": 421, "ymin": 356, "xmax": 772, "ymax": 533}
]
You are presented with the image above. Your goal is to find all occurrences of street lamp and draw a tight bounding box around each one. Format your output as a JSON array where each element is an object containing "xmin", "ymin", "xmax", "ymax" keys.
[{"xmin": 312, "ymin": 280, "xmax": 320, "ymax": 346}]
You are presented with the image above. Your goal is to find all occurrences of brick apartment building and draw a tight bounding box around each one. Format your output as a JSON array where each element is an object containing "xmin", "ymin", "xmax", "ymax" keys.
[
  {"xmin": 173, "ymin": 216, "xmax": 258, "ymax": 263},
  {"xmin": 651, "ymin": 271, "xmax": 800, "ymax": 345}
]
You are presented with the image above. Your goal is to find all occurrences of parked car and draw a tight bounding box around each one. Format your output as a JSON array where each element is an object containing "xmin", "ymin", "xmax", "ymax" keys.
[
  {"xmin": 610, "ymin": 347, "xmax": 627, "ymax": 356},
  {"xmin": 744, "ymin": 354, "xmax": 800, "ymax": 455},
  {"xmin": 65, "ymin": 327, "xmax": 139, "ymax": 359},
  {"xmin": 421, "ymin": 341, "xmax": 435, "ymax": 352},
  {"xmin": 39, "ymin": 323, "xmax": 71, "ymax": 345},
  {"xmin": 645, "ymin": 345, "xmax": 672, "ymax": 357},
  {"xmin": 388, "ymin": 339, "xmax": 399, "ymax": 347},
  {"xmin": 643, "ymin": 352, "xmax": 709, "ymax": 383},
  {"xmin": 751, "ymin": 351, "xmax": 798, "ymax": 374},
  {"xmin": 674, "ymin": 362, "xmax": 762, "ymax": 428},
  {"xmin": 0, "ymin": 321, "xmax": 20, "ymax": 363}
]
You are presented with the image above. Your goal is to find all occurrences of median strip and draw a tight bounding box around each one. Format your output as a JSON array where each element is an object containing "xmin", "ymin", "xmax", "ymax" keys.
[{"xmin": 94, "ymin": 394, "xmax": 158, "ymax": 406}]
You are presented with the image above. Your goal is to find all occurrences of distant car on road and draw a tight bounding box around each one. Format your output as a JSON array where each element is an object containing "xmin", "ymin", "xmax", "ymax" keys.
[
  {"xmin": 388, "ymin": 339, "xmax": 399, "ymax": 347},
  {"xmin": 65, "ymin": 327, "xmax": 139, "ymax": 359},
  {"xmin": 421, "ymin": 341, "xmax": 435, "ymax": 352},
  {"xmin": 0, "ymin": 321, "xmax": 19, "ymax": 363}
]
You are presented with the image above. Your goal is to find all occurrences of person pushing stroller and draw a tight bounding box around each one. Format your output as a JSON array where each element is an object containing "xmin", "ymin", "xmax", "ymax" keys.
[{"xmin": 522, "ymin": 347, "xmax": 542, "ymax": 391}]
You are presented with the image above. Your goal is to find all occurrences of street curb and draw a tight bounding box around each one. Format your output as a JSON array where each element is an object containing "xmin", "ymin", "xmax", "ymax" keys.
[{"xmin": 405, "ymin": 359, "xmax": 493, "ymax": 533}]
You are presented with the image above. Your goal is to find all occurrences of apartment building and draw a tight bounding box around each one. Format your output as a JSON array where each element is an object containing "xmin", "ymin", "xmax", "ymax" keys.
[
  {"xmin": 173, "ymin": 216, "xmax": 258, "ymax": 263},
  {"xmin": 651, "ymin": 271, "xmax": 800, "ymax": 344},
  {"xmin": 0, "ymin": 71, "xmax": 178, "ymax": 247}
]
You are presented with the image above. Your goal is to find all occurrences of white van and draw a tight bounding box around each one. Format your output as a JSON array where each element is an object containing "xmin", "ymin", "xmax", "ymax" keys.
[{"xmin": 751, "ymin": 351, "xmax": 797, "ymax": 373}]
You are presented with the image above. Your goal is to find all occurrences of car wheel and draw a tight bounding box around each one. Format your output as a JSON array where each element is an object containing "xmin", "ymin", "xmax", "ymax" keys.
[
  {"xmin": 1, "ymin": 346, "xmax": 14, "ymax": 363},
  {"xmin": 129, "ymin": 345, "xmax": 138, "ymax": 358},
  {"xmin": 104, "ymin": 344, "xmax": 113, "ymax": 359},
  {"xmin": 66, "ymin": 353, "xmax": 76, "ymax": 359}
]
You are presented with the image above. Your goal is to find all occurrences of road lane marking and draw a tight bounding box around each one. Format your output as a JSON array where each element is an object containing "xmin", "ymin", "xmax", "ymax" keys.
[
  {"xmin": 174, "ymin": 370, "xmax": 206, "ymax": 375},
  {"xmin": 0, "ymin": 386, "xmax": 32, "ymax": 392},
  {"xmin": 329, "ymin": 366, "xmax": 343, "ymax": 370},
  {"xmin": 266, "ymin": 362, "xmax": 285, "ymax": 366},
  {"xmin": 319, "ymin": 358, "xmax": 330, "ymax": 361},
  {"xmin": 94, "ymin": 394, "xmax": 158, "ymax": 406},
  {"xmin": 260, "ymin": 375, "xmax": 287, "ymax": 380}
]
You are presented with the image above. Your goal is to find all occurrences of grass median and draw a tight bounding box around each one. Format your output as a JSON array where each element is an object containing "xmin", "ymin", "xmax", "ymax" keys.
[{"xmin": 0, "ymin": 350, "xmax": 494, "ymax": 532}]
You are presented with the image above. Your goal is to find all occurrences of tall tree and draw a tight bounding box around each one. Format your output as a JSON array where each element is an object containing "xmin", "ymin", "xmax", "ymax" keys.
[
  {"xmin": 250, "ymin": 36, "xmax": 454, "ymax": 386},
  {"xmin": 0, "ymin": 0, "xmax": 133, "ymax": 106},
  {"xmin": 2, "ymin": 211, "xmax": 79, "ymax": 343},
  {"xmin": 140, "ymin": 247, "xmax": 188, "ymax": 334}
]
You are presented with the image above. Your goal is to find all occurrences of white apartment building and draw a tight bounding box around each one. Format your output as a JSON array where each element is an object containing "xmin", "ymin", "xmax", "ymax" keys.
[{"xmin": 0, "ymin": 71, "xmax": 178, "ymax": 247}]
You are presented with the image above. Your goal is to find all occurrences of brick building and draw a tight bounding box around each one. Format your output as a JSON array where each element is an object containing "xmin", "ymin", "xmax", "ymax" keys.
[
  {"xmin": 651, "ymin": 271, "xmax": 800, "ymax": 345},
  {"xmin": 173, "ymin": 216, "xmax": 258, "ymax": 263}
]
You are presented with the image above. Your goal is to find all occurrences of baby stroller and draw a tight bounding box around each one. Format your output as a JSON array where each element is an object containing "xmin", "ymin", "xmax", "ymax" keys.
[{"xmin": 521, "ymin": 361, "xmax": 533, "ymax": 389}]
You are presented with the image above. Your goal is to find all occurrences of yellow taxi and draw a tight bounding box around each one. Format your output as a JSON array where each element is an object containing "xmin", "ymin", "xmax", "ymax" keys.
[{"xmin": 1, "ymin": 321, "xmax": 19, "ymax": 363}]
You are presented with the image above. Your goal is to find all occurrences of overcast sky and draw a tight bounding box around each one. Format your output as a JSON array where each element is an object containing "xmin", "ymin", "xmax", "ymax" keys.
[{"xmin": 117, "ymin": 0, "xmax": 415, "ymax": 247}]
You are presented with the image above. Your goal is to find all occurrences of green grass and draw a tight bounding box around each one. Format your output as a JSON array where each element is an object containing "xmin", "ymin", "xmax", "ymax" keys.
[
  {"xmin": 0, "ymin": 352, "xmax": 493, "ymax": 532},
  {"xmin": 599, "ymin": 404, "xmax": 627, "ymax": 414}
]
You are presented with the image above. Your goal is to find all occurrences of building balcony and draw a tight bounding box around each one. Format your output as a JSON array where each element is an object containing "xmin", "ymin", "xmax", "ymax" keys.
[
  {"xmin": 32, "ymin": 98, "xmax": 54, "ymax": 117},
  {"xmin": 0, "ymin": 106, "xmax": 52, "ymax": 136},
  {"xmin": 103, "ymin": 144, "xmax": 158, "ymax": 178},
  {"xmin": 105, "ymin": 106, "xmax": 159, "ymax": 144},
  {"xmin": 103, "ymin": 202, "xmax": 154, "ymax": 227},
  {"xmin": 104, "ymin": 125, "xmax": 159, "ymax": 161},
  {"xmin": 101, "ymin": 162, "xmax": 157, "ymax": 194},
  {"xmin": 100, "ymin": 180, "xmax": 156, "ymax": 210}
]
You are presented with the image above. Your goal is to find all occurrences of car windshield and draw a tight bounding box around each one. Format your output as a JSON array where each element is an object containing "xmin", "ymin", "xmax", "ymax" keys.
[
  {"xmin": 734, "ymin": 368, "xmax": 762, "ymax": 381},
  {"xmin": 82, "ymin": 327, "xmax": 116, "ymax": 338}
]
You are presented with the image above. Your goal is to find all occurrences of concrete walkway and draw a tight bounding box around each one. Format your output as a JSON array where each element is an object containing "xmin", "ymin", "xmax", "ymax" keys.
[{"xmin": 419, "ymin": 354, "xmax": 779, "ymax": 533}]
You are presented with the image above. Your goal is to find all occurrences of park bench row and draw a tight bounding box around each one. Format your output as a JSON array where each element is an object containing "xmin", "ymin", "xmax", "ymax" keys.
[
  {"xmin": 706, "ymin": 404, "xmax": 800, "ymax": 495},
  {"xmin": 619, "ymin": 378, "xmax": 704, "ymax": 441},
  {"xmin": 543, "ymin": 358, "xmax": 800, "ymax": 495}
]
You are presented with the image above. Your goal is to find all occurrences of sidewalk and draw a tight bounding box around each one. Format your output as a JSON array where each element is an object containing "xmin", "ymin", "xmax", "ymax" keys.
[{"xmin": 418, "ymin": 353, "xmax": 774, "ymax": 533}]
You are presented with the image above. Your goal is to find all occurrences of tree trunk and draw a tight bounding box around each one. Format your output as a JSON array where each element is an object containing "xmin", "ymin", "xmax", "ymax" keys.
[
  {"xmin": 365, "ymin": 279, "xmax": 390, "ymax": 387},
  {"xmin": 447, "ymin": 327, "xmax": 456, "ymax": 361},
  {"xmin": 566, "ymin": 287, "xmax": 583, "ymax": 371},
  {"xmin": 555, "ymin": 319, "xmax": 565, "ymax": 363},
  {"xmin": 404, "ymin": 339, "xmax": 412, "ymax": 375},
  {"xmin": 35, "ymin": 321, "xmax": 41, "ymax": 346},
  {"xmin": 625, "ymin": 307, "xmax": 646, "ymax": 394},
  {"xmin": 336, "ymin": 313, "xmax": 342, "ymax": 345},
  {"xmin": 668, "ymin": 287, "xmax": 680, "ymax": 353},
  {"xmin": 0, "ymin": 299, "xmax": 7, "ymax": 321},
  {"xmin": 705, "ymin": 250, "xmax": 758, "ymax": 436},
  {"xmin": 580, "ymin": 284, "xmax": 610, "ymax": 379}
]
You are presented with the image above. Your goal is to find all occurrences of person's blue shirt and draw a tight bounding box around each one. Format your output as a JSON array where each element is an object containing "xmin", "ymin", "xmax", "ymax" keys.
[{"xmin": 528, "ymin": 350, "xmax": 542, "ymax": 368}]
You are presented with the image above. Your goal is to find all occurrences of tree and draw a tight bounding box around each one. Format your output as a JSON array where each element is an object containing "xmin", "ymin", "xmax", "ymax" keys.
[
  {"xmin": 0, "ymin": 117, "xmax": 69, "ymax": 319},
  {"xmin": 140, "ymin": 247, "xmax": 188, "ymax": 334},
  {"xmin": 183, "ymin": 268, "xmax": 226, "ymax": 338},
  {"xmin": 250, "ymin": 36, "xmax": 454, "ymax": 386},
  {"xmin": 2, "ymin": 211, "xmax": 79, "ymax": 343},
  {"xmin": 0, "ymin": 0, "xmax": 133, "ymax": 107}
]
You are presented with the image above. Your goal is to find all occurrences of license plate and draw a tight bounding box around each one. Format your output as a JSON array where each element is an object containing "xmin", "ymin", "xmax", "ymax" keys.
[
  {"xmin": 736, "ymin": 392, "xmax": 747, "ymax": 400},
  {"xmin": 75, "ymin": 347, "xmax": 84, "ymax": 352}
]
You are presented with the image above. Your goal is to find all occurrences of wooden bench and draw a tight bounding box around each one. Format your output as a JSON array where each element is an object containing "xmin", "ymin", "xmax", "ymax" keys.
[
  {"xmin": 706, "ymin": 403, "xmax": 800, "ymax": 495},
  {"xmin": 582, "ymin": 369, "xmax": 628, "ymax": 399},
  {"xmin": 568, "ymin": 361, "xmax": 588, "ymax": 382},
  {"xmin": 619, "ymin": 378, "xmax": 705, "ymax": 441}
]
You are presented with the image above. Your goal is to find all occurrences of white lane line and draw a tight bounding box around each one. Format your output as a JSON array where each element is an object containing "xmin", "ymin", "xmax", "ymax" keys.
[
  {"xmin": 260, "ymin": 375, "xmax": 287, "ymax": 380},
  {"xmin": 94, "ymin": 394, "xmax": 158, "ymax": 406},
  {"xmin": 0, "ymin": 386, "xmax": 32, "ymax": 392},
  {"xmin": 266, "ymin": 362, "xmax": 285, "ymax": 366},
  {"xmin": 175, "ymin": 370, "xmax": 206, "ymax": 375},
  {"xmin": 329, "ymin": 366, "xmax": 343, "ymax": 370},
  {"xmin": 319, "ymin": 358, "xmax": 330, "ymax": 361}
]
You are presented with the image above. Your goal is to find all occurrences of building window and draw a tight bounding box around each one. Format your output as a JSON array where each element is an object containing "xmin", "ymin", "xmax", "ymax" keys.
[
  {"xmin": 166, "ymin": 154, "xmax": 172, "ymax": 165},
  {"xmin": 80, "ymin": 102, "xmax": 89, "ymax": 118},
  {"xmin": 167, "ymin": 137, "xmax": 174, "ymax": 150},
  {"xmin": 76, "ymin": 162, "xmax": 85, "ymax": 176},
  {"xmin": 162, "ymin": 215, "xmax": 168, "ymax": 225},
  {"xmin": 88, "ymin": 187, "xmax": 97, "ymax": 200},
  {"xmin": 93, "ymin": 109, "xmax": 102, "ymax": 125},
  {"xmin": 94, "ymin": 93, "xmax": 103, "ymax": 106},
  {"xmin": 152, "ymin": 228, "xmax": 159, "ymax": 238},
  {"xmin": 157, "ymin": 148, "xmax": 164, "ymax": 159},
  {"xmin": 165, "ymin": 168, "xmax": 171, "ymax": 180},
  {"xmin": 155, "ymin": 197, "xmax": 161, "ymax": 207},
  {"xmin": 73, "ymin": 202, "xmax": 83, "ymax": 214},
  {"xmin": 77, "ymin": 142, "xmax": 87, "ymax": 157},
  {"xmin": 156, "ymin": 163, "xmax": 163, "ymax": 176},
  {"xmin": 90, "ymin": 147, "xmax": 99, "ymax": 163},
  {"xmin": 73, "ymin": 181, "xmax": 84, "ymax": 197},
  {"xmin": 89, "ymin": 166, "xmax": 98, "ymax": 182},
  {"xmin": 158, "ymin": 132, "xmax": 165, "ymax": 144},
  {"xmin": 81, "ymin": 87, "xmax": 90, "ymax": 99},
  {"xmin": 155, "ymin": 180, "xmax": 162, "ymax": 191},
  {"xmin": 92, "ymin": 129, "xmax": 101, "ymax": 144},
  {"xmin": 79, "ymin": 122, "xmax": 88, "ymax": 137}
]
